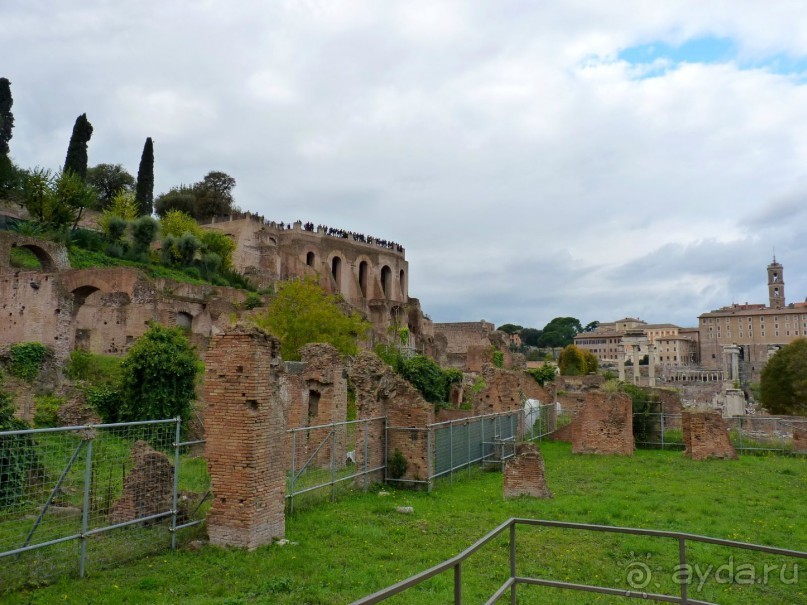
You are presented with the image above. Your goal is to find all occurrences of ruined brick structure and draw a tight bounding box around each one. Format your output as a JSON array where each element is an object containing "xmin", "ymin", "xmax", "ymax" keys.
[
  {"xmin": 475, "ymin": 365, "xmax": 551, "ymax": 417},
  {"xmin": 282, "ymin": 344, "xmax": 348, "ymax": 471},
  {"xmin": 682, "ymin": 411, "xmax": 738, "ymax": 460},
  {"xmin": 433, "ymin": 320, "xmax": 514, "ymax": 371},
  {"xmin": 349, "ymin": 351, "xmax": 434, "ymax": 483},
  {"xmin": 0, "ymin": 233, "xmax": 246, "ymax": 362},
  {"xmin": 503, "ymin": 442, "xmax": 552, "ymax": 499},
  {"xmin": 793, "ymin": 423, "xmax": 807, "ymax": 453},
  {"xmin": 571, "ymin": 392, "xmax": 634, "ymax": 455},
  {"xmin": 202, "ymin": 215, "xmax": 436, "ymax": 351},
  {"xmin": 203, "ymin": 326, "xmax": 286, "ymax": 548},
  {"xmin": 109, "ymin": 441, "xmax": 173, "ymax": 524}
]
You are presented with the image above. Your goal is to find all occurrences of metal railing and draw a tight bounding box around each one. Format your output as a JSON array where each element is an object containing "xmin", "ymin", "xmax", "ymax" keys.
[
  {"xmin": 0, "ymin": 418, "xmax": 208, "ymax": 591},
  {"xmin": 351, "ymin": 518, "xmax": 807, "ymax": 604}
]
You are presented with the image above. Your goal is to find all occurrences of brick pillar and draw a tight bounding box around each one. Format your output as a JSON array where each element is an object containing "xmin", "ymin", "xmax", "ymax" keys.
[
  {"xmin": 204, "ymin": 326, "xmax": 286, "ymax": 548},
  {"xmin": 571, "ymin": 392, "xmax": 634, "ymax": 456},
  {"xmin": 682, "ymin": 411, "xmax": 738, "ymax": 460},
  {"xmin": 504, "ymin": 442, "xmax": 553, "ymax": 499}
]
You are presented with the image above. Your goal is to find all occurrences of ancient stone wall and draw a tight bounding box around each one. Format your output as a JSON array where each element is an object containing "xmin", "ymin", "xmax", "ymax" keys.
[
  {"xmin": 793, "ymin": 423, "xmax": 807, "ymax": 453},
  {"xmin": 475, "ymin": 365, "xmax": 551, "ymax": 417},
  {"xmin": 203, "ymin": 326, "xmax": 286, "ymax": 548},
  {"xmin": 349, "ymin": 352, "xmax": 434, "ymax": 483},
  {"xmin": 571, "ymin": 392, "xmax": 634, "ymax": 455},
  {"xmin": 283, "ymin": 344, "xmax": 348, "ymax": 472},
  {"xmin": 682, "ymin": 411, "xmax": 738, "ymax": 460},
  {"xmin": 503, "ymin": 442, "xmax": 552, "ymax": 499}
]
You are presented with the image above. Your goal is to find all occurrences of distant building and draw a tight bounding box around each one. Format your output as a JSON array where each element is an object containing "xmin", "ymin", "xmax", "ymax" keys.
[
  {"xmin": 698, "ymin": 257, "xmax": 807, "ymax": 381},
  {"xmin": 573, "ymin": 318, "xmax": 699, "ymax": 367}
]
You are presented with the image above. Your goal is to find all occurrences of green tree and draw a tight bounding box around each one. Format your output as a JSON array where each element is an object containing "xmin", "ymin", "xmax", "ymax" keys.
[
  {"xmin": 253, "ymin": 277, "xmax": 370, "ymax": 361},
  {"xmin": 53, "ymin": 169, "xmax": 98, "ymax": 231},
  {"xmin": 193, "ymin": 170, "xmax": 236, "ymax": 220},
  {"xmin": 0, "ymin": 154, "xmax": 23, "ymax": 199},
  {"xmin": 537, "ymin": 317, "xmax": 582, "ymax": 348},
  {"xmin": 557, "ymin": 344, "xmax": 595, "ymax": 376},
  {"xmin": 200, "ymin": 229, "xmax": 236, "ymax": 270},
  {"xmin": 130, "ymin": 215, "xmax": 159, "ymax": 257},
  {"xmin": 87, "ymin": 163, "xmax": 135, "ymax": 209},
  {"xmin": 520, "ymin": 328, "xmax": 542, "ymax": 347},
  {"xmin": 760, "ymin": 338, "xmax": 807, "ymax": 415},
  {"xmin": 154, "ymin": 185, "xmax": 197, "ymax": 217},
  {"xmin": 118, "ymin": 323, "xmax": 200, "ymax": 422},
  {"xmin": 527, "ymin": 364, "xmax": 556, "ymax": 386},
  {"xmin": 583, "ymin": 321, "xmax": 600, "ymax": 332},
  {"xmin": 496, "ymin": 323, "xmax": 523, "ymax": 334},
  {"xmin": 63, "ymin": 113, "xmax": 93, "ymax": 180},
  {"xmin": 135, "ymin": 137, "xmax": 154, "ymax": 216},
  {"xmin": 0, "ymin": 77, "xmax": 14, "ymax": 155}
]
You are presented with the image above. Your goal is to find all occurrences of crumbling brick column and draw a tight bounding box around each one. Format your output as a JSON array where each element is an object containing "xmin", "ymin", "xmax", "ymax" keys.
[
  {"xmin": 504, "ymin": 442, "xmax": 552, "ymax": 499},
  {"xmin": 571, "ymin": 392, "xmax": 634, "ymax": 455},
  {"xmin": 793, "ymin": 423, "xmax": 807, "ymax": 453},
  {"xmin": 204, "ymin": 326, "xmax": 286, "ymax": 548},
  {"xmin": 682, "ymin": 411, "xmax": 738, "ymax": 460}
]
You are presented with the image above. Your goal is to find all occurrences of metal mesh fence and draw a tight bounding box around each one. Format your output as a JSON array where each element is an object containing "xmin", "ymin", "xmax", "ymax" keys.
[
  {"xmin": 0, "ymin": 419, "xmax": 209, "ymax": 592},
  {"xmin": 523, "ymin": 403, "xmax": 575, "ymax": 441},
  {"xmin": 287, "ymin": 417, "xmax": 386, "ymax": 512},
  {"xmin": 634, "ymin": 413, "xmax": 807, "ymax": 454},
  {"xmin": 432, "ymin": 411, "xmax": 519, "ymax": 482}
]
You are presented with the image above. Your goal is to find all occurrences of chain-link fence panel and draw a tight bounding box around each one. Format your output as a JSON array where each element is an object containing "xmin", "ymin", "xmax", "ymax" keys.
[{"xmin": 0, "ymin": 418, "xmax": 207, "ymax": 593}]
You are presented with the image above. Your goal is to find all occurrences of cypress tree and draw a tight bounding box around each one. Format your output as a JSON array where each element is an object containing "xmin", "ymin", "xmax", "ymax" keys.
[
  {"xmin": 134, "ymin": 137, "xmax": 154, "ymax": 215},
  {"xmin": 0, "ymin": 77, "xmax": 13, "ymax": 156},
  {"xmin": 63, "ymin": 113, "xmax": 93, "ymax": 180}
]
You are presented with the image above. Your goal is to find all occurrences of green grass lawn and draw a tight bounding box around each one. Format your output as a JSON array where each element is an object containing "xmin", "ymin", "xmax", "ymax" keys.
[{"xmin": 5, "ymin": 442, "xmax": 805, "ymax": 605}]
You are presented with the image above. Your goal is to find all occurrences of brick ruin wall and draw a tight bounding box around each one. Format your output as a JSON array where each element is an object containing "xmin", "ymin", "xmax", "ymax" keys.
[
  {"xmin": 282, "ymin": 344, "xmax": 348, "ymax": 472},
  {"xmin": 793, "ymin": 423, "xmax": 807, "ymax": 453},
  {"xmin": 503, "ymin": 442, "xmax": 553, "ymax": 499},
  {"xmin": 349, "ymin": 351, "xmax": 434, "ymax": 483},
  {"xmin": 571, "ymin": 392, "xmax": 634, "ymax": 455},
  {"xmin": 682, "ymin": 411, "xmax": 738, "ymax": 460},
  {"xmin": 203, "ymin": 326, "xmax": 287, "ymax": 548},
  {"xmin": 109, "ymin": 441, "xmax": 174, "ymax": 524}
]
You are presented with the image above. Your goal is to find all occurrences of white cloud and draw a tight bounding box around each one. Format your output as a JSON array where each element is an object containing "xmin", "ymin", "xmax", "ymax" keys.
[{"xmin": 3, "ymin": 0, "xmax": 807, "ymax": 329}]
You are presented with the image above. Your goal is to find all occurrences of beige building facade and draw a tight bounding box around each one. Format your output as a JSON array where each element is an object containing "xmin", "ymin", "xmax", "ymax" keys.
[{"xmin": 698, "ymin": 258, "xmax": 807, "ymax": 380}]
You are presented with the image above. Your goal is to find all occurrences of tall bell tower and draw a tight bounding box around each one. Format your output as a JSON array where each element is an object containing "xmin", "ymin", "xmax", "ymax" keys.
[{"xmin": 767, "ymin": 257, "xmax": 785, "ymax": 309}]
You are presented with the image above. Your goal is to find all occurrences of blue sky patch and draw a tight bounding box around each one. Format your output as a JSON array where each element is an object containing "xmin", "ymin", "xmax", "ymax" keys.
[{"xmin": 618, "ymin": 35, "xmax": 807, "ymax": 78}]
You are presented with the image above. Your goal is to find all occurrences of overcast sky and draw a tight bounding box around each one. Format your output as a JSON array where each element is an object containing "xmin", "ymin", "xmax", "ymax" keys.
[{"xmin": 5, "ymin": 1, "xmax": 807, "ymax": 330}]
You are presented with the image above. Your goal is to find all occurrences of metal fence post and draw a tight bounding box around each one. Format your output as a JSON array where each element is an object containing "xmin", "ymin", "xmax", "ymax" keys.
[
  {"xmin": 467, "ymin": 420, "xmax": 471, "ymax": 477},
  {"xmin": 363, "ymin": 419, "xmax": 369, "ymax": 490},
  {"xmin": 384, "ymin": 418, "xmax": 389, "ymax": 484},
  {"xmin": 510, "ymin": 522, "xmax": 517, "ymax": 605},
  {"xmin": 449, "ymin": 422, "xmax": 454, "ymax": 484},
  {"xmin": 79, "ymin": 434, "xmax": 93, "ymax": 578},
  {"xmin": 427, "ymin": 426, "xmax": 433, "ymax": 493},
  {"xmin": 331, "ymin": 428, "xmax": 337, "ymax": 502},
  {"xmin": 679, "ymin": 537, "xmax": 688, "ymax": 604},
  {"xmin": 290, "ymin": 430, "xmax": 296, "ymax": 514},
  {"xmin": 454, "ymin": 562, "xmax": 462, "ymax": 604},
  {"xmin": 171, "ymin": 417, "xmax": 181, "ymax": 550},
  {"xmin": 660, "ymin": 412, "xmax": 666, "ymax": 450}
]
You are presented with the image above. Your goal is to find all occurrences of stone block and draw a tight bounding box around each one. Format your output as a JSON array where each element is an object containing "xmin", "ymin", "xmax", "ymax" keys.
[{"xmin": 504, "ymin": 442, "xmax": 552, "ymax": 499}]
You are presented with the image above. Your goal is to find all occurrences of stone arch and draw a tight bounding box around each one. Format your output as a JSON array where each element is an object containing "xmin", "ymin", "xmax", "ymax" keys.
[
  {"xmin": 399, "ymin": 269, "xmax": 406, "ymax": 297},
  {"xmin": 380, "ymin": 265, "xmax": 391, "ymax": 298},
  {"xmin": 358, "ymin": 260, "xmax": 369, "ymax": 298},
  {"xmin": 331, "ymin": 255, "xmax": 343, "ymax": 292},
  {"xmin": 0, "ymin": 233, "xmax": 70, "ymax": 273},
  {"xmin": 306, "ymin": 251, "xmax": 316, "ymax": 267}
]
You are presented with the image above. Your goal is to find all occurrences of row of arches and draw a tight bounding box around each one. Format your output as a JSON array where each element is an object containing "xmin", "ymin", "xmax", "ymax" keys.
[{"xmin": 306, "ymin": 250, "xmax": 405, "ymax": 300}]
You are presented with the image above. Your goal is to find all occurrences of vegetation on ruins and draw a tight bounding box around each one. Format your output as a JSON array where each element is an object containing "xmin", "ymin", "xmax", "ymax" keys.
[
  {"xmin": 253, "ymin": 277, "xmax": 370, "ymax": 361},
  {"xmin": 8, "ymin": 342, "xmax": 49, "ymax": 382},
  {"xmin": 760, "ymin": 337, "xmax": 807, "ymax": 415},
  {"xmin": 63, "ymin": 113, "xmax": 93, "ymax": 181},
  {"xmin": 375, "ymin": 344, "xmax": 463, "ymax": 406},
  {"xmin": 134, "ymin": 137, "xmax": 154, "ymax": 216},
  {"xmin": 557, "ymin": 343, "xmax": 598, "ymax": 375},
  {"xmin": 3, "ymin": 441, "xmax": 804, "ymax": 604},
  {"xmin": 526, "ymin": 364, "xmax": 556, "ymax": 386},
  {"xmin": 115, "ymin": 323, "xmax": 200, "ymax": 424}
]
